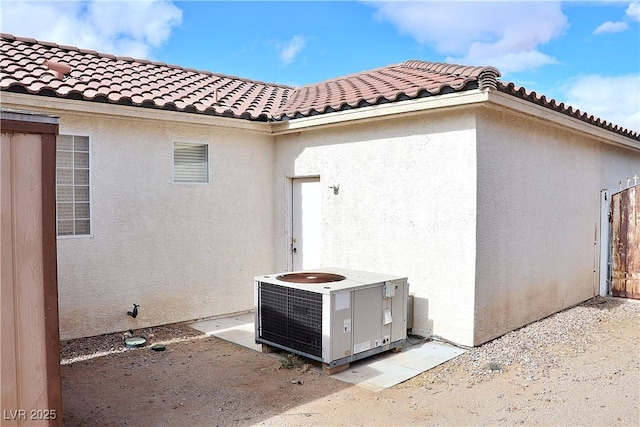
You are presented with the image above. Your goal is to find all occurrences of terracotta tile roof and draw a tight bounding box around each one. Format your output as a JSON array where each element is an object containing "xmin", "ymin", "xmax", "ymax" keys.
[
  {"xmin": 497, "ymin": 82, "xmax": 639, "ymax": 139},
  {"xmin": 277, "ymin": 60, "xmax": 500, "ymax": 119},
  {"xmin": 0, "ymin": 33, "xmax": 292, "ymax": 121},
  {"xmin": 1, "ymin": 33, "xmax": 638, "ymax": 140}
]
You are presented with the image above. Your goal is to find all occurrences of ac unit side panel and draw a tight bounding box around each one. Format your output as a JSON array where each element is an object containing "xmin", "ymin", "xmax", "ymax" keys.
[
  {"xmin": 256, "ymin": 282, "xmax": 323, "ymax": 358},
  {"xmin": 352, "ymin": 285, "xmax": 384, "ymax": 355},
  {"xmin": 382, "ymin": 290, "xmax": 392, "ymax": 345},
  {"xmin": 391, "ymin": 280, "xmax": 408, "ymax": 342},
  {"xmin": 329, "ymin": 291, "xmax": 352, "ymax": 363},
  {"xmin": 329, "ymin": 337, "xmax": 406, "ymax": 368},
  {"xmin": 322, "ymin": 293, "xmax": 332, "ymax": 363}
]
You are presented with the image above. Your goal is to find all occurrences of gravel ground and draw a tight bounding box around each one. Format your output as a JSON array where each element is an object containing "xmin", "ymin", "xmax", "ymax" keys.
[
  {"xmin": 61, "ymin": 296, "xmax": 640, "ymax": 426},
  {"xmin": 60, "ymin": 323, "xmax": 205, "ymax": 364},
  {"xmin": 410, "ymin": 296, "xmax": 639, "ymax": 387},
  {"xmin": 402, "ymin": 297, "xmax": 640, "ymax": 392},
  {"xmin": 268, "ymin": 296, "xmax": 639, "ymax": 426}
]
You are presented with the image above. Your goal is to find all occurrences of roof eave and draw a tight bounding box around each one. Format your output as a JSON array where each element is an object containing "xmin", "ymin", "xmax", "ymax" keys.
[
  {"xmin": 270, "ymin": 89, "xmax": 491, "ymax": 135},
  {"xmin": 497, "ymin": 82, "xmax": 639, "ymax": 141},
  {"xmin": 0, "ymin": 92, "xmax": 274, "ymax": 134},
  {"xmin": 4, "ymin": 88, "xmax": 638, "ymax": 148},
  {"xmin": 485, "ymin": 90, "xmax": 640, "ymax": 151}
]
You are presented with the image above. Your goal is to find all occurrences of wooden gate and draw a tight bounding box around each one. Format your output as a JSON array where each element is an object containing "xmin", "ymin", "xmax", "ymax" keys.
[{"xmin": 610, "ymin": 184, "xmax": 640, "ymax": 299}]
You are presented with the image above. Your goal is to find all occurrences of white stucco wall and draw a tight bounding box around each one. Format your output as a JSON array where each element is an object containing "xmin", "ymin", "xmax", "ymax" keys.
[
  {"xmin": 474, "ymin": 107, "xmax": 640, "ymax": 345},
  {"xmin": 53, "ymin": 112, "xmax": 275, "ymax": 339},
  {"xmin": 274, "ymin": 109, "xmax": 480, "ymax": 345},
  {"xmin": 8, "ymin": 91, "xmax": 638, "ymax": 346}
]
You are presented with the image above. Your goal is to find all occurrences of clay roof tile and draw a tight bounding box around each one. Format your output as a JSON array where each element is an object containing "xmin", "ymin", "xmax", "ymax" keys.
[{"xmin": 1, "ymin": 34, "xmax": 637, "ymax": 138}]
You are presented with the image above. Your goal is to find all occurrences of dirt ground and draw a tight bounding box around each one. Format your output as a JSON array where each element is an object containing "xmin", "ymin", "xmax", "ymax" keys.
[{"xmin": 61, "ymin": 298, "xmax": 639, "ymax": 426}]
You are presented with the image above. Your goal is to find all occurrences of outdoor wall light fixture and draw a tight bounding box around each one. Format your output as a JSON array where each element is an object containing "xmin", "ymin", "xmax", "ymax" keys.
[{"xmin": 328, "ymin": 184, "xmax": 339, "ymax": 195}]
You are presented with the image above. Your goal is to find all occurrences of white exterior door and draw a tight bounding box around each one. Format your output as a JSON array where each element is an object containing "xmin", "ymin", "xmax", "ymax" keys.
[{"xmin": 292, "ymin": 178, "xmax": 321, "ymax": 271}]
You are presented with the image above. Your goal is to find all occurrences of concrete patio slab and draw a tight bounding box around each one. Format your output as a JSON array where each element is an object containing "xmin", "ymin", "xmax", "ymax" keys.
[{"xmin": 189, "ymin": 312, "xmax": 464, "ymax": 391}]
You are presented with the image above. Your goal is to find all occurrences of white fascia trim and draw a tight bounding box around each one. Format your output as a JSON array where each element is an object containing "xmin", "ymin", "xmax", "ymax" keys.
[
  {"xmin": 270, "ymin": 90, "xmax": 490, "ymax": 135},
  {"xmin": 485, "ymin": 90, "xmax": 640, "ymax": 151},
  {"xmin": 5, "ymin": 90, "xmax": 635, "ymax": 149},
  {"xmin": 0, "ymin": 92, "xmax": 272, "ymax": 134}
]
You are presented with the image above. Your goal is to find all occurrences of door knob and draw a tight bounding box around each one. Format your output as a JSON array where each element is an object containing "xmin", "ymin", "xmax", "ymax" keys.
[{"xmin": 292, "ymin": 247, "xmax": 297, "ymax": 253}]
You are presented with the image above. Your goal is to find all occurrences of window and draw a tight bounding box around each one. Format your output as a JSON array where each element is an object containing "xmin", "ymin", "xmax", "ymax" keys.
[
  {"xmin": 56, "ymin": 135, "xmax": 90, "ymax": 236},
  {"xmin": 173, "ymin": 142, "xmax": 209, "ymax": 184}
]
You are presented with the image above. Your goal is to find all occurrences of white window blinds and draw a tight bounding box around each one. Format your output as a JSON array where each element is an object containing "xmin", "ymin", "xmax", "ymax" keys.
[
  {"xmin": 173, "ymin": 142, "xmax": 209, "ymax": 183},
  {"xmin": 56, "ymin": 135, "xmax": 90, "ymax": 236}
]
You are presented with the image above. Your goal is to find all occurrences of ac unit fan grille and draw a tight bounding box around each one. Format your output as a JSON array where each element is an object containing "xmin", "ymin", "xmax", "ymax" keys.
[{"xmin": 258, "ymin": 282, "xmax": 323, "ymax": 358}]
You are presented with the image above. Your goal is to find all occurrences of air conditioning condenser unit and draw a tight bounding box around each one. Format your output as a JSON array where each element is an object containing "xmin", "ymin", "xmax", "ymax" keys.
[{"xmin": 254, "ymin": 268, "xmax": 408, "ymax": 372}]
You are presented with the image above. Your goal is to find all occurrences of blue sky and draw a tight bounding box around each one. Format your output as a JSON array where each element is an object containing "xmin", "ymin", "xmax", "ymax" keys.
[{"xmin": 1, "ymin": 1, "xmax": 639, "ymax": 131}]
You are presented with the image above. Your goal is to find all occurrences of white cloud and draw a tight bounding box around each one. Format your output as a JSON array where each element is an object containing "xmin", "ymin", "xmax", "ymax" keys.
[
  {"xmin": 594, "ymin": 21, "xmax": 629, "ymax": 34},
  {"xmin": 593, "ymin": 2, "xmax": 638, "ymax": 35},
  {"xmin": 278, "ymin": 35, "xmax": 306, "ymax": 66},
  {"xmin": 626, "ymin": 2, "xmax": 640, "ymax": 22},
  {"xmin": 562, "ymin": 74, "xmax": 640, "ymax": 132},
  {"xmin": 449, "ymin": 50, "xmax": 556, "ymax": 74},
  {"xmin": 0, "ymin": 0, "xmax": 182, "ymax": 59},
  {"xmin": 366, "ymin": 1, "xmax": 567, "ymax": 73}
]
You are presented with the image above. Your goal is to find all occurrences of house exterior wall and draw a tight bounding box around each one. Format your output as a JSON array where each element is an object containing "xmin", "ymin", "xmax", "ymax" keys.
[
  {"xmin": 5, "ymin": 91, "xmax": 638, "ymax": 347},
  {"xmin": 474, "ymin": 107, "xmax": 640, "ymax": 345},
  {"xmin": 274, "ymin": 109, "xmax": 480, "ymax": 345},
  {"xmin": 52, "ymin": 111, "xmax": 275, "ymax": 339}
]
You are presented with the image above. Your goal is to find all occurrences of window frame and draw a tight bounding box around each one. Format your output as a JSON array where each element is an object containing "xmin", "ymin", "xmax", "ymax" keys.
[
  {"xmin": 55, "ymin": 134, "xmax": 92, "ymax": 239},
  {"xmin": 172, "ymin": 141, "xmax": 210, "ymax": 185}
]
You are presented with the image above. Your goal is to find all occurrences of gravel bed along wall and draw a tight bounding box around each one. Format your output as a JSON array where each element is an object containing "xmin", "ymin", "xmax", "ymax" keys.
[{"xmin": 415, "ymin": 296, "xmax": 639, "ymax": 386}]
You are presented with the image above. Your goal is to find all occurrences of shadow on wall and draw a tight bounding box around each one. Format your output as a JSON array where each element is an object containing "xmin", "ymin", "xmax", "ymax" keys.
[{"xmin": 409, "ymin": 296, "xmax": 433, "ymax": 338}]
